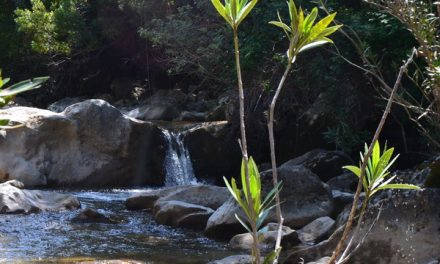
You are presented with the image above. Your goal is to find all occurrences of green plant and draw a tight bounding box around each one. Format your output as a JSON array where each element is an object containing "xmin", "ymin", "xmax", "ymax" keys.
[
  {"xmin": 224, "ymin": 157, "xmax": 282, "ymax": 264},
  {"xmin": 266, "ymin": 0, "xmax": 340, "ymax": 260},
  {"xmin": 328, "ymin": 49, "xmax": 418, "ymax": 264},
  {"xmin": 330, "ymin": 140, "xmax": 421, "ymax": 263},
  {"xmin": 0, "ymin": 70, "xmax": 48, "ymax": 127},
  {"xmin": 344, "ymin": 141, "xmax": 420, "ymax": 202},
  {"xmin": 211, "ymin": 0, "xmax": 261, "ymax": 262},
  {"xmin": 15, "ymin": 0, "xmax": 91, "ymax": 55}
]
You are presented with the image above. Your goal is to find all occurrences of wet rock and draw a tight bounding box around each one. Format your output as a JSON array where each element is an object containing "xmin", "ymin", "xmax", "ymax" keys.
[
  {"xmin": 205, "ymin": 164, "xmax": 334, "ymax": 239},
  {"xmin": 284, "ymin": 189, "xmax": 440, "ymax": 264},
  {"xmin": 156, "ymin": 185, "xmax": 229, "ymax": 210},
  {"xmin": 72, "ymin": 208, "xmax": 119, "ymax": 224},
  {"xmin": 229, "ymin": 223, "xmax": 300, "ymax": 250},
  {"xmin": 0, "ymin": 180, "xmax": 80, "ymax": 213},
  {"xmin": 125, "ymin": 186, "xmax": 183, "ymax": 211},
  {"xmin": 0, "ymin": 100, "xmax": 165, "ymax": 187},
  {"xmin": 326, "ymin": 173, "xmax": 358, "ymax": 193},
  {"xmin": 283, "ymin": 149, "xmax": 353, "ymax": 182},
  {"xmin": 153, "ymin": 200, "xmax": 214, "ymax": 230},
  {"xmin": 208, "ymin": 255, "xmax": 262, "ymax": 264},
  {"xmin": 298, "ymin": 216, "xmax": 335, "ymax": 245}
]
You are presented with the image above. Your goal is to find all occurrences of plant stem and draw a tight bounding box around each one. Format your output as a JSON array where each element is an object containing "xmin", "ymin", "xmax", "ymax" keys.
[
  {"xmin": 328, "ymin": 48, "xmax": 416, "ymax": 264},
  {"xmin": 233, "ymin": 29, "xmax": 261, "ymax": 264},
  {"xmin": 268, "ymin": 61, "xmax": 292, "ymax": 263}
]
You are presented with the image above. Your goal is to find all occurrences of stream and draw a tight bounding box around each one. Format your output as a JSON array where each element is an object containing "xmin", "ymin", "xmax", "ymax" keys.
[{"xmin": 0, "ymin": 189, "xmax": 240, "ymax": 263}]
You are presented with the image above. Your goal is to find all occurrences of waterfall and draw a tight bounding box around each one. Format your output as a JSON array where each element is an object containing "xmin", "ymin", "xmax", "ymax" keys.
[{"xmin": 161, "ymin": 129, "xmax": 197, "ymax": 186}]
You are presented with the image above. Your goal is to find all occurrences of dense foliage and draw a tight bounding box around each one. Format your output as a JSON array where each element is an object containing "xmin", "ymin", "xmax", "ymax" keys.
[{"xmin": 0, "ymin": 0, "xmax": 434, "ymax": 158}]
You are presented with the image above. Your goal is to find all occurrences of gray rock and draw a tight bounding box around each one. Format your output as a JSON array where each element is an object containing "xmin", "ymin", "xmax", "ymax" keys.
[
  {"xmin": 0, "ymin": 180, "xmax": 80, "ymax": 213},
  {"xmin": 208, "ymin": 255, "xmax": 261, "ymax": 264},
  {"xmin": 229, "ymin": 224, "xmax": 300, "ymax": 250},
  {"xmin": 47, "ymin": 97, "xmax": 86, "ymax": 112},
  {"xmin": 72, "ymin": 208, "xmax": 119, "ymax": 224},
  {"xmin": 283, "ymin": 149, "xmax": 353, "ymax": 182},
  {"xmin": 156, "ymin": 185, "xmax": 229, "ymax": 210},
  {"xmin": 284, "ymin": 189, "xmax": 440, "ymax": 264},
  {"xmin": 205, "ymin": 164, "xmax": 334, "ymax": 239},
  {"xmin": 185, "ymin": 121, "xmax": 241, "ymax": 185},
  {"xmin": 331, "ymin": 190, "xmax": 354, "ymax": 216},
  {"xmin": 298, "ymin": 216, "xmax": 335, "ymax": 245},
  {"xmin": 153, "ymin": 200, "xmax": 214, "ymax": 230},
  {"xmin": 326, "ymin": 173, "xmax": 358, "ymax": 193},
  {"xmin": 178, "ymin": 111, "xmax": 207, "ymax": 122},
  {"xmin": 125, "ymin": 186, "xmax": 183, "ymax": 211},
  {"xmin": 0, "ymin": 100, "xmax": 165, "ymax": 187}
]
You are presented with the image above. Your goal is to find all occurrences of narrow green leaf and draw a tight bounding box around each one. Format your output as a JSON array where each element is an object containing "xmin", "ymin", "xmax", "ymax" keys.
[
  {"xmin": 288, "ymin": 0, "xmax": 298, "ymax": 30},
  {"xmin": 235, "ymin": 214, "xmax": 252, "ymax": 233},
  {"xmin": 263, "ymin": 249, "xmax": 281, "ymax": 264},
  {"xmin": 343, "ymin": 165, "xmax": 361, "ymax": 177},
  {"xmin": 0, "ymin": 77, "xmax": 10, "ymax": 88},
  {"xmin": 298, "ymin": 40, "xmax": 330, "ymax": 53},
  {"xmin": 375, "ymin": 183, "xmax": 421, "ymax": 192},
  {"xmin": 316, "ymin": 25, "xmax": 342, "ymax": 38},
  {"xmin": 236, "ymin": 0, "xmax": 258, "ymax": 26},
  {"xmin": 211, "ymin": 0, "xmax": 232, "ymax": 25},
  {"xmin": 303, "ymin": 7, "xmax": 318, "ymax": 32},
  {"xmin": 372, "ymin": 140, "xmax": 380, "ymax": 169},
  {"xmin": 0, "ymin": 77, "xmax": 49, "ymax": 97},
  {"xmin": 0, "ymin": 119, "xmax": 9, "ymax": 126},
  {"xmin": 308, "ymin": 12, "xmax": 337, "ymax": 40},
  {"xmin": 269, "ymin": 21, "xmax": 292, "ymax": 33}
]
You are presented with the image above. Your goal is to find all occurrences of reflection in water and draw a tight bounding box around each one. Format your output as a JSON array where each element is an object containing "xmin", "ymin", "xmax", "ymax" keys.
[{"xmin": 0, "ymin": 189, "xmax": 238, "ymax": 263}]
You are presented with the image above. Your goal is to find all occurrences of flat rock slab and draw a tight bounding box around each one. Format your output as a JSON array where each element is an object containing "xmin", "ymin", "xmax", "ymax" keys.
[
  {"xmin": 0, "ymin": 180, "xmax": 80, "ymax": 213},
  {"xmin": 154, "ymin": 200, "xmax": 214, "ymax": 229},
  {"xmin": 125, "ymin": 186, "xmax": 183, "ymax": 210},
  {"xmin": 298, "ymin": 216, "xmax": 335, "ymax": 245}
]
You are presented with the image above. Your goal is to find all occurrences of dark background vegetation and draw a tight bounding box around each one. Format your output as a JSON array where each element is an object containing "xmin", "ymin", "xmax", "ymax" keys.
[{"xmin": 0, "ymin": 0, "xmax": 430, "ymax": 166}]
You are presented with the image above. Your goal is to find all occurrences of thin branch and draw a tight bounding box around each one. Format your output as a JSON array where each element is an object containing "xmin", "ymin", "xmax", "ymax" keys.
[{"xmin": 328, "ymin": 48, "xmax": 416, "ymax": 264}]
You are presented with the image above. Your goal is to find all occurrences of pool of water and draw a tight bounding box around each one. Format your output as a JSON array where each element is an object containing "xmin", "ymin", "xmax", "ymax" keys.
[{"xmin": 0, "ymin": 189, "xmax": 241, "ymax": 263}]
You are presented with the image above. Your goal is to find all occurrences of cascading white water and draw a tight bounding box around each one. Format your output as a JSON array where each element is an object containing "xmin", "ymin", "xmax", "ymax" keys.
[{"xmin": 161, "ymin": 129, "xmax": 197, "ymax": 186}]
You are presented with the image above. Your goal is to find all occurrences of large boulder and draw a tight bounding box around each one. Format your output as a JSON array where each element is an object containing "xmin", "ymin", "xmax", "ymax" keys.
[
  {"xmin": 0, "ymin": 180, "xmax": 80, "ymax": 213},
  {"xmin": 205, "ymin": 164, "xmax": 334, "ymax": 239},
  {"xmin": 284, "ymin": 189, "xmax": 440, "ymax": 264},
  {"xmin": 0, "ymin": 100, "xmax": 165, "ymax": 187},
  {"xmin": 283, "ymin": 149, "xmax": 353, "ymax": 182},
  {"xmin": 185, "ymin": 121, "xmax": 241, "ymax": 185},
  {"xmin": 153, "ymin": 200, "xmax": 214, "ymax": 230},
  {"xmin": 155, "ymin": 185, "xmax": 229, "ymax": 210}
]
